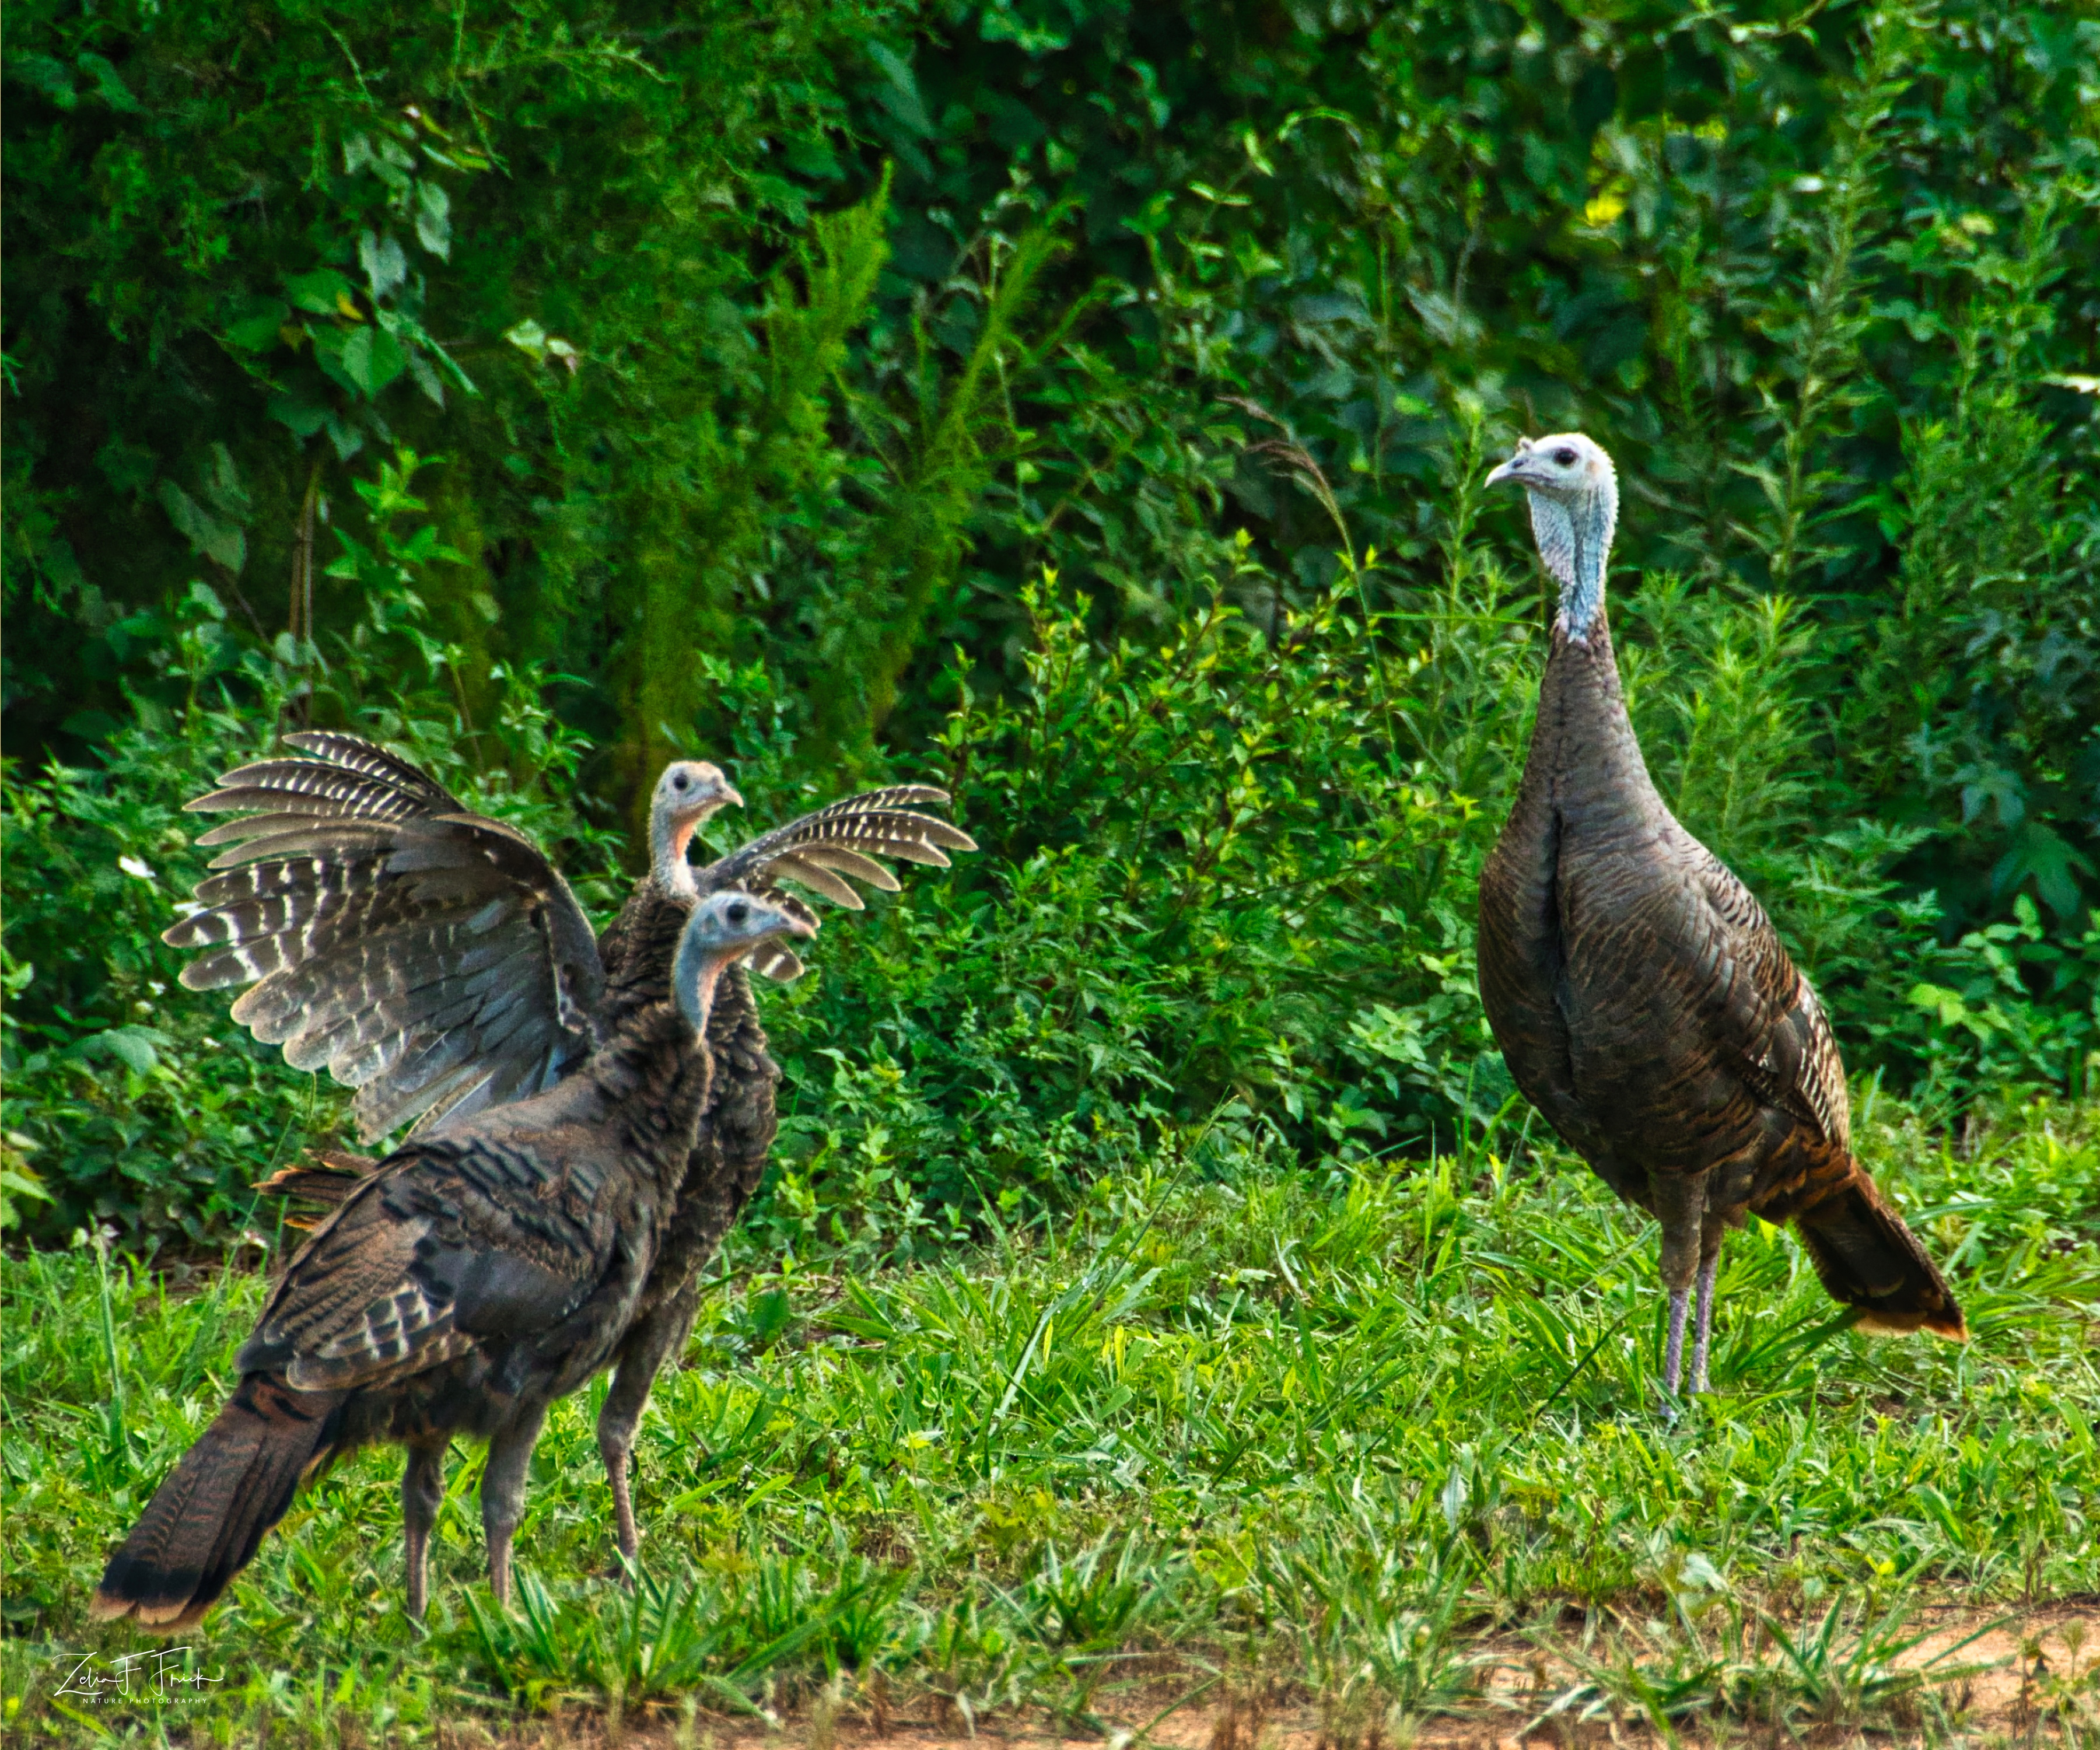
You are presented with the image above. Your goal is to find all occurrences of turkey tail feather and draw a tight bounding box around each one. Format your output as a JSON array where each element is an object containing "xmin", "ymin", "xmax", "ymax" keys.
[
  {"xmin": 1791, "ymin": 1167, "xmax": 1967, "ymax": 1341},
  {"xmin": 91, "ymin": 1376, "xmax": 342, "ymax": 1633},
  {"xmin": 253, "ymin": 1150, "xmax": 377, "ymax": 1209}
]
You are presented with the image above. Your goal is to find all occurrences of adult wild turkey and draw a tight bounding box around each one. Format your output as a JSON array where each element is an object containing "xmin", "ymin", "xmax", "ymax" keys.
[
  {"xmin": 1476, "ymin": 433, "xmax": 1965, "ymax": 1395},
  {"xmin": 93, "ymin": 889, "xmax": 815, "ymax": 1632},
  {"xmin": 167, "ymin": 730, "xmax": 973, "ymax": 1559}
]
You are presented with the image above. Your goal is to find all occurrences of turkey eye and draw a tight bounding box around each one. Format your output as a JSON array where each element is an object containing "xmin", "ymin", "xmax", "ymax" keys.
[
  {"xmin": 673, "ymin": 774, "xmax": 689, "ymax": 790},
  {"xmin": 1553, "ymin": 448, "xmax": 1577, "ymax": 466},
  {"xmin": 728, "ymin": 902, "xmax": 748, "ymax": 924}
]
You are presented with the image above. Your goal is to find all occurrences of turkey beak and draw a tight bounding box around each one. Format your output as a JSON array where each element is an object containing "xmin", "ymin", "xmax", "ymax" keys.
[
  {"xmin": 1486, "ymin": 438, "xmax": 1535, "ymax": 489},
  {"xmin": 751, "ymin": 909, "xmax": 817, "ymax": 948},
  {"xmin": 713, "ymin": 779, "xmax": 744, "ymax": 811}
]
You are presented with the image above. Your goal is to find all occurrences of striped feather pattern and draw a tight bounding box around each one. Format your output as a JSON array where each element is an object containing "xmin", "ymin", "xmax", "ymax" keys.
[
  {"xmin": 163, "ymin": 734, "xmax": 604, "ymax": 1143},
  {"xmin": 174, "ymin": 735, "xmax": 971, "ymax": 1167},
  {"xmin": 97, "ymin": 898, "xmax": 806, "ymax": 1634},
  {"xmin": 697, "ymin": 789, "xmax": 973, "ymax": 973}
]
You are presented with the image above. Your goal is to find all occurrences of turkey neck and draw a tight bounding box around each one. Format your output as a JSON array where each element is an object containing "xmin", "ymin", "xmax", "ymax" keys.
[
  {"xmin": 1527, "ymin": 477, "xmax": 1616, "ymax": 643},
  {"xmin": 1522, "ymin": 617, "xmax": 1667, "ymax": 845},
  {"xmin": 582, "ymin": 948, "xmax": 730, "ymax": 1181},
  {"xmin": 1517, "ymin": 490, "xmax": 1664, "ymax": 842}
]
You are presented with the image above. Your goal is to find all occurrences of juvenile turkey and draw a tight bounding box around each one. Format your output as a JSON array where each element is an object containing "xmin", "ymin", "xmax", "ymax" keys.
[
  {"xmin": 171, "ymin": 732, "xmax": 970, "ymax": 1139},
  {"xmin": 167, "ymin": 737, "xmax": 745, "ymax": 1139},
  {"xmin": 93, "ymin": 890, "xmax": 815, "ymax": 1632},
  {"xmin": 1476, "ymin": 433, "xmax": 1965, "ymax": 1395},
  {"xmin": 170, "ymin": 731, "xmax": 974, "ymax": 1558}
]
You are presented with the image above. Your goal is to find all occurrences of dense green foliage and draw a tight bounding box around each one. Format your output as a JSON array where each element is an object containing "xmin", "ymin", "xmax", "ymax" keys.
[
  {"xmin": 7, "ymin": 0, "xmax": 2098, "ymax": 867},
  {"xmin": 5, "ymin": 435, "xmax": 2095, "ymax": 1244},
  {"xmin": 5, "ymin": 1101, "xmax": 2096, "ymax": 1741},
  {"xmin": 5, "ymin": 10, "xmax": 2098, "ymax": 1730},
  {"xmin": 7, "ymin": 0, "xmax": 2098, "ymax": 1246}
]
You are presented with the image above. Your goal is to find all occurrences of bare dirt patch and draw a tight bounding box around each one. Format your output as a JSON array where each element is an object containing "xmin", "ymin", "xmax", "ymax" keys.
[{"xmin": 428, "ymin": 1602, "xmax": 2099, "ymax": 1750}]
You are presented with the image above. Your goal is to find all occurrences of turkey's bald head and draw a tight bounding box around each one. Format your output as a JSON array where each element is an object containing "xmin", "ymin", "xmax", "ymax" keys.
[
  {"xmin": 673, "ymin": 890, "xmax": 818, "ymax": 1033},
  {"xmin": 1486, "ymin": 433, "xmax": 1614, "ymax": 499},
  {"xmin": 650, "ymin": 761, "xmax": 743, "ymax": 888},
  {"xmin": 1486, "ymin": 433, "xmax": 1619, "ymax": 642}
]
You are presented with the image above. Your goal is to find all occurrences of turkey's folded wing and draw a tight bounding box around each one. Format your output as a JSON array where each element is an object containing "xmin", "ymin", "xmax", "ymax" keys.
[
  {"xmin": 237, "ymin": 1143, "xmax": 598, "ymax": 1391},
  {"xmin": 166, "ymin": 734, "xmax": 604, "ymax": 1144},
  {"xmin": 1689, "ymin": 848, "xmax": 1851, "ymax": 1150}
]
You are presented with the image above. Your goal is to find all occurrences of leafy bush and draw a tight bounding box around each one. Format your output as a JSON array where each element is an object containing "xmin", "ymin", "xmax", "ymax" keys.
[
  {"xmin": 7, "ymin": 421, "xmax": 2095, "ymax": 1251},
  {"xmin": 5, "ymin": 0, "xmax": 2096, "ymax": 1252},
  {"xmin": 1, "ymin": 454, "xmax": 622, "ymax": 1242}
]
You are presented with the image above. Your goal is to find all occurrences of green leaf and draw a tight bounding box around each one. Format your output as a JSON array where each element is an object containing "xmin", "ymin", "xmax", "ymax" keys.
[
  {"xmin": 370, "ymin": 134, "xmax": 415, "ymax": 192},
  {"xmin": 978, "ymin": 5, "xmax": 1070, "ymax": 51},
  {"xmin": 267, "ymin": 393, "xmax": 330, "ymax": 439},
  {"xmin": 285, "ymin": 268, "xmax": 355, "ymax": 316},
  {"xmin": 341, "ymin": 325, "xmax": 407, "ymax": 397},
  {"xmin": 205, "ymin": 443, "xmax": 251, "ymax": 521},
  {"xmin": 66, "ymin": 1025, "xmax": 172, "ymax": 1077},
  {"xmin": 223, "ymin": 296, "xmax": 290, "ymax": 352},
  {"xmin": 1908, "ymin": 984, "xmax": 1968, "ymax": 1027},
  {"xmin": 75, "ymin": 52, "xmax": 139, "ymax": 113},
  {"xmin": 156, "ymin": 480, "xmax": 246, "ymax": 573},
  {"xmin": 359, "ymin": 230, "xmax": 408, "ymax": 300},
  {"xmin": 324, "ymin": 410, "xmax": 366, "ymax": 460},
  {"xmin": 407, "ymin": 347, "xmax": 446, "ymax": 409},
  {"xmin": 10, "ymin": 54, "xmax": 77, "ymax": 110},
  {"xmin": 94, "ymin": 437, "xmax": 155, "ymax": 495},
  {"xmin": 504, "ymin": 318, "xmax": 549, "ymax": 362},
  {"xmin": 414, "ymin": 181, "xmax": 452, "ymax": 258},
  {"xmin": 0, "ymin": 1163, "xmax": 54, "ymax": 1233},
  {"xmin": 306, "ymin": 323, "xmax": 359, "ymax": 398},
  {"xmin": 867, "ymin": 42, "xmax": 933, "ymax": 138},
  {"xmin": 1992, "ymin": 822, "xmax": 2095, "ymax": 921},
  {"xmin": 382, "ymin": 309, "xmax": 477, "ymax": 396}
]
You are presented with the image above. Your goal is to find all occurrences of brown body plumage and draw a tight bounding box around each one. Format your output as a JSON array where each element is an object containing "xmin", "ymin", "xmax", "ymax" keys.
[
  {"xmin": 1477, "ymin": 433, "xmax": 1965, "ymax": 1395},
  {"xmin": 94, "ymin": 892, "xmax": 814, "ymax": 1631},
  {"xmin": 174, "ymin": 733, "xmax": 972, "ymax": 1564}
]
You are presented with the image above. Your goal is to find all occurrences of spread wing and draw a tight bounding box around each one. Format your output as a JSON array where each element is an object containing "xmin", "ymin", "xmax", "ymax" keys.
[
  {"xmin": 696, "ymin": 785, "xmax": 976, "ymax": 982},
  {"xmin": 164, "ymin": 730, "xmax": 605, "ymax": 1143}
]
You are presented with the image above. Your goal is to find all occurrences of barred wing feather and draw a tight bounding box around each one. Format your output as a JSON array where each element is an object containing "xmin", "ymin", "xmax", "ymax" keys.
[
  {"xmin": 698, "ymin": 785, "xmax": 974, "ymax": 981},
  {"xmin": 164, "ymin": 733, "xmax": 604, "ymax": 1144}
]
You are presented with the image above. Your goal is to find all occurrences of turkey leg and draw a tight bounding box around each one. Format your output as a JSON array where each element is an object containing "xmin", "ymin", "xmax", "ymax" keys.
[
  {"xmin": 482, "ymin": 1402, "xmax": 550, "ymax": 1609},
  {"xmin": 402, "ymin": 1441, "xmax": 446, "ymax": 1620},
  {"xmin": 1689, "ymin": 1227, "xmax": 1725, "ymax": 1394},
  {"xmin": 597, "ymin": 1283, "xmax": 703, "ymax": 1572},
  {"xmin": 1650, "ymin": 1170, "xmax": 1709, "ymax": 1398}
]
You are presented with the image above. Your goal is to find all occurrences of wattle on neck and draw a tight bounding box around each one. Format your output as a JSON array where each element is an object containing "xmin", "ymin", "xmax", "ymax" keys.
[
  {"xmin": 653, "ymin": 816, "xmax": 699, "ymax": 895},
  {"xmin": 673, "ymin": 939, "xmax": 727, "ymax": 1040},
  {"xmin": 1527, "ymin": 488, "xmax": 1615, "ymax": 640}
]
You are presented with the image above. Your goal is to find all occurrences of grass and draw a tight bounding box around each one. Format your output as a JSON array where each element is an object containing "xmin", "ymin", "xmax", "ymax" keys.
[{"xmin": 2, "ymin": 1094, "xmax": 2096, "ymax": 1745}]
